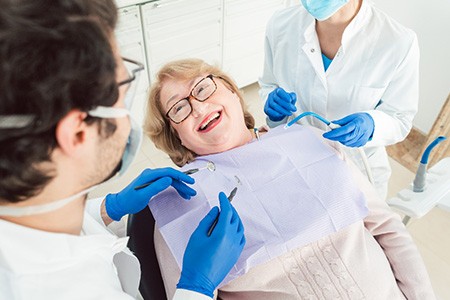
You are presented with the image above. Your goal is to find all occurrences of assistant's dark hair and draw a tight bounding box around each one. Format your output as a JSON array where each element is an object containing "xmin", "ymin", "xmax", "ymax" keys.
[{"xmin": 0, "ymin": 0, "xmax": 119, "ymax": 203}]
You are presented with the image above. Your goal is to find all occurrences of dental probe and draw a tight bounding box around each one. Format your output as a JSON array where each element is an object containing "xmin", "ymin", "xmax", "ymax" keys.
[
  {"xmin": 207, "ymin": 187, "xmax": 238, "ymax": 237},
  {"xmin": 134, "ymin": 161, "xmax": 216, "ymax": 190}
]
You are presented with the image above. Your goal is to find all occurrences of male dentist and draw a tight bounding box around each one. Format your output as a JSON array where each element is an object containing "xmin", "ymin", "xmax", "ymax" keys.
[{"xmin": 0, "ymin": 0, "xmax": 245, "ymax": 299}]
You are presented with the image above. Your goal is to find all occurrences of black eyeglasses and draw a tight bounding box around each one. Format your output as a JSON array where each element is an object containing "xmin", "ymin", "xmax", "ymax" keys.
[
  {"xmin": 165, "ymin": 75, "xmax": 218, "ymax": 124},
  {"xmin": 119, "ymin": 57, "xmax": 145, "ymax": 86},
  {"xmin": 119, "ymin": 57, "xmax": 145, "ymax": 109},
  {"xmin": 0, "ymin": 57, "xmax": 145, "ymax": 129}
]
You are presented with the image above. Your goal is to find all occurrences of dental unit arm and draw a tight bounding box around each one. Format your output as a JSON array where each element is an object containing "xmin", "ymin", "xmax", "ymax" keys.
[
  {"xmin": 413, "ymin": 136, "xmax": 447, "ymax": 192},
  {"xmin": 387, "ymin": 136, "xmax": 450, "ymax": 224}
]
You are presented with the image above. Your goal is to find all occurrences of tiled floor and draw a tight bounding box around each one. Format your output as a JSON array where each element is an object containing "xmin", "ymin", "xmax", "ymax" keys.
[{"xmin": 90, "ymin": 83, "xmax": 450, "ymax": 299}]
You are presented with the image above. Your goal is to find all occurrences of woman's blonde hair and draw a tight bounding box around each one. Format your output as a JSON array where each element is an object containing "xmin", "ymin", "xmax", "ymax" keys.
[{"xmin": 145, "ymin": 58, "xmax": 255, "ymax": 167}]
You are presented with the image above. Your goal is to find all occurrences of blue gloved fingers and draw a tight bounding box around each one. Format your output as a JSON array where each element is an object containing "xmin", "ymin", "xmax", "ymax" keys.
[
  {"xmin": 240, "ymin": 235, "xmax": 246, "ymax": 247},
  {"xmin": 231, "ymin": 206, "xmax": 246, "ymax": 247},
  {"xmin": 269, "ymin": 99, "xmax": 296, "ymax": 116},
  {"xmin": 195, "ymin": 206, "xmax": 220, "ymax": 235},
  {"xmin": 323, "ymin": 113, "xmax": 374, "ymax": 147},
  {"xmin": 330, "ymin": 114, "xmax": 358, "ymax": 126},
  {"xmin": 273, "ymin": 89, "xmax": 297, "ymax": 112},
  {"xmin": 322, "ymin": 122, "xmax": 357, "ymax": 140},
  {"xmin": 289, "ymin": 92, "xmax": 297, "ymax": 105},
  {"xmin": 216, "ymin": 191, "xmax": 234, "ymax": 228},
  {"xmin": 171, "ymin": 179, "xmax": 197, "ymax": 200},
  {"xmin": 177, "ymin": 192, "xmax": 245, "ymax": 297},
  {"xmin": 264, "ymin": 106, "xmax": 286, "ymax": 121},
  {"xmin": 264, "ymin": 87, "xmax": 297, "ymax": 121},
  {"xmin": 345, "ymin": 131, "xmax": 369, "ymax": 147},
  {"xmin": 134, "ymin": 176, "xmax": 173, "ymax": 201},
  {"xmin": 265, "ymin": 94, "xmax": 294, "ymax": 115},
  {"xmin": 134, "ymin": 167, "xmax": 195, "ymax": 187},
  {"xmin": 231, "ymin": 205, "xmax": 245, "ymax": 246},
  {"xmin": 229, "ymin": 203, "xmax": 241, "ymax": 225}
]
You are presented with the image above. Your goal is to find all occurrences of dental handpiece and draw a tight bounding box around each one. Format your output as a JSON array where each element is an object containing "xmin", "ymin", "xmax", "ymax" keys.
[{"xmin": 134, "ymin": 161, "xmax": 216, "ymax": 190}]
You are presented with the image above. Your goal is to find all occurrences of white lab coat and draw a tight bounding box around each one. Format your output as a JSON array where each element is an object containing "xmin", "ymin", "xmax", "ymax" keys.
[
  {"xmin": 259, "ymin": 0, "xmax": 419, "ymax": 199},
  {"xmin": 0, "ymin": 197, "xmax": 211, "ymax": 300}
]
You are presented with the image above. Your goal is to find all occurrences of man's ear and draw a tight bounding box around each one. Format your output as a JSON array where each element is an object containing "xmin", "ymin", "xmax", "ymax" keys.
[{"xmin": 55, "ymin": 110, "xmax": 90, "ymax": 156}]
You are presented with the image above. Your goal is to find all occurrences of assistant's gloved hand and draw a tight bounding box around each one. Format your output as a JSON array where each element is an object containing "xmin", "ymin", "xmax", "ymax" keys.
[
  {"xmin": 264, "ymin": 87, "xmax": 297, "ymax": 122},
  {"xmin": 177, "ymin": 192, "xmax": 246, "ymax": 297},
  {"xmin": 323, "ymin": 112, "xmax": 375, "ymax": 147},
  {"xmin": 105, "ymin": 168, "xmax": 196, "ymax": 221}
]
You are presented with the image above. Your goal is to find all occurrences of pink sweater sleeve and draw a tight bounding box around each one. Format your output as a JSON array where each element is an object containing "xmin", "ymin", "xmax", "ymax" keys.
[{"xmin": 319, "ymin": 130, "xmax": 436, "ymax": 299}]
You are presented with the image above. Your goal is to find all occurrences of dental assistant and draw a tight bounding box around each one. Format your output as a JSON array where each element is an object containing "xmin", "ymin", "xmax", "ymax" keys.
[
  {"xmin": 260, "ymin": 0, "xmax": 419, "ymax": 199},
  {"xmin": 0, "ymin": 1, "xmax": 245, "ymax": 299}
]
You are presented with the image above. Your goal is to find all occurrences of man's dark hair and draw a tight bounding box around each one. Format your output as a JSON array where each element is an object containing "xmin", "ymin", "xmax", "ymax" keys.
[{"xmin": 0, "ymin": 0, "xmax": 119, "ymax": 203}]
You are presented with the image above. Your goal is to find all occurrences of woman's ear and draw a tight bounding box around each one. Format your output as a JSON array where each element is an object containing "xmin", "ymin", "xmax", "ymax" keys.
[{"xmin": 55, "ymin": 110, "xmax": 89, "ymax": 156}]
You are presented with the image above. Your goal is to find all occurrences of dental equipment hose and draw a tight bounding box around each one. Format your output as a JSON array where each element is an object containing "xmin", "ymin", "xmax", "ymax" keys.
[
  {"xmin": 413, "ymin": 136, "xmax": 447, "ymax": 192},
  {"xmin": 285, "ymin": 112, "xmax": 375, "ymax": 185}
]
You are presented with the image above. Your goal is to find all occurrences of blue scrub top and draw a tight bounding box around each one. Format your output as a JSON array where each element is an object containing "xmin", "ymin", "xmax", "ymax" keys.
[{"xmin": 321, "ymin": 53, "xmax": 333, "ymax": 71}]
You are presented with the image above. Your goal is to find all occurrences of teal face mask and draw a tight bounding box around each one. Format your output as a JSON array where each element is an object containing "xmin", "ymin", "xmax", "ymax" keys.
[{"xmin": 300, "ymin": 0, "xmax": 349, "ymax": 21}]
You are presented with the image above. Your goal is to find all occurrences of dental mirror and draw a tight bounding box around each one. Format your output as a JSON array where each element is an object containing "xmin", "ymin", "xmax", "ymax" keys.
[{"xmin": 183, "ymin": 161, "xmax": 216, "ymax": 175}]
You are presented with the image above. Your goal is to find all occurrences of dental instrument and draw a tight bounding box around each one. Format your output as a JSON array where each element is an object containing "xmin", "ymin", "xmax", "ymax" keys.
[
  {"xmin": 413, "ymin": 136, "xmax": 447, "ymax": 192},
  {"xmin": 253, "ymin": 127, "xmax": 260, "ymax": 140},
  {"xmin": 207, "ymin": 187, "xmax": 238, "ymax": 237},
  {"xmin": 284, "ymin": 111, "xmax": 336, "ymax": 129},
  {"xmin": 387, "ymin": 152, "xmax": 450, "ymax": 224},
  {"xmin": 183, "ymin": 161, "xmax": 216, "ymax": 175},
  {"xmin": 284, "ymin": 112, "xmax": 374, "ymax": 184},
  {"xmin": 134, "ymin": 161, "xmax": 216, "ymax": 190}
]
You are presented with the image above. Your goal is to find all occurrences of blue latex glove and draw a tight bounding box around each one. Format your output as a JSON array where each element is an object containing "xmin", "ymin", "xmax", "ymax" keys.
[
  {"xmin": 105, "ymin": 168, "xmax": 196, "ymax": 221},
  {"xmin": 264, "ymin": 87, "xmax": 297, "ymax": 122},
  {"xmin": 177, "ymin": 192, "xmax": 246, "ymax": 297},
  {"xmin": 323, "ymin": 113, "xmax": 375, "ymax": 147}
]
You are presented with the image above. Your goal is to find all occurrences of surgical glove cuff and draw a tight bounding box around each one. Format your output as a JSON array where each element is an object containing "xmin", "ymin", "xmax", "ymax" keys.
[
  {"xmin": 105, "ymin": 193, "xmax": 124, "ymax": 222},
  {"xmin": 177, "ymin": 270, "xmax": 215, "ymax": 298}
]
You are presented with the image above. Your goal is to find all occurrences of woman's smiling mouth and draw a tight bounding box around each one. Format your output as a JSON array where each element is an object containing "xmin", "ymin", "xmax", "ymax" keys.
[{"xmin": 198, "ymin": 111, "xmax": 222, "ymax": 132}]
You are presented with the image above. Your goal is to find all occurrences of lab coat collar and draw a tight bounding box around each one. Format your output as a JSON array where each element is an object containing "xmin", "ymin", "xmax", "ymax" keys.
[
  {"xmin": 303, "ymin": 0, "xmax": 372, "ymax": 54},
  {"xmin": 303, "ymin": 15, "xmax": 317, "ymax": 43},
  {"xmin": 0, "ymin": 213, "xmax": 129, "ymax": 274},
  {"xmin": 341, "ymin": 0, "xmax": 372, "ymax": 51}
]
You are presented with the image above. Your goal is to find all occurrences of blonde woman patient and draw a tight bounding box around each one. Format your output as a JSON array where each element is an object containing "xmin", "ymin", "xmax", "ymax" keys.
[{"xmin": 144, "ymin": 58, "xmax": 435, "ymax": 300}]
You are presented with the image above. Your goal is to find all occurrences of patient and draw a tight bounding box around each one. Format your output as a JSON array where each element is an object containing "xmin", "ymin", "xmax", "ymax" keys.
[{"xmin": 144, "ymin": 59, "xmax": 435, "ymax": 300}]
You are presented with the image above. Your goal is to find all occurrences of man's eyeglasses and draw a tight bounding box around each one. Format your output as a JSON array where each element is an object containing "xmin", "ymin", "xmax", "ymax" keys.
[
  {"xmin": 165, "ymin": 75, "xmax": 218, "ymax": 124},
  {"xmin": 120, "ymin": 57, "xmax": 145, "ymax": 110},
  {"xmin": 0, "ymin": 57, "xmax": 145, "ymax": 129}
]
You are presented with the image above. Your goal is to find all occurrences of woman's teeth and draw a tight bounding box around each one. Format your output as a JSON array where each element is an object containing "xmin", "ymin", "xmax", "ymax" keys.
[{"xmin": 200, "ymin": 112, "xmax": 221, "ymax": 130}]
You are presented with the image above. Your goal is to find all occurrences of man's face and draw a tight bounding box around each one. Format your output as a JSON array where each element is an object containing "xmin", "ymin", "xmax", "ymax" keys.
[{"xmin": 88, "ymin": 52, "xmax": 132, "ymax": 186}]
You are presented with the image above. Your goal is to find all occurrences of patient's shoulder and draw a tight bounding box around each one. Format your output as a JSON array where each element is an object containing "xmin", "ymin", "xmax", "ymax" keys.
[{"xmin": 306, "ymin": 126, "xmax": 346, "ymax": 159}]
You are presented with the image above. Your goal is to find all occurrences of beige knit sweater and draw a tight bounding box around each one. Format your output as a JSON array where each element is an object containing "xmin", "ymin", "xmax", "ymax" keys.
[{"xmin": 154, "ymin": 137, "xmax": 435, "ymax": 300}]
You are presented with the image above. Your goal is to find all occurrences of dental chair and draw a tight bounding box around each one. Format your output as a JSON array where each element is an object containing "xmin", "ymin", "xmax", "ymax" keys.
[{"xmin": 127, "ymin": 207, "xmax": 168, "ymax": 300}]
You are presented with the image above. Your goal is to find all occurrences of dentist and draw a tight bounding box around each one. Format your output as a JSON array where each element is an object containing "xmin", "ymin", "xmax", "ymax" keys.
[
  {"xmin": 0, "ymin": 1, "xmax": 245, "ymax": 299},
  {"xmin": 260, "ymin": 0, "xmax": 419, "ymax": 199}
]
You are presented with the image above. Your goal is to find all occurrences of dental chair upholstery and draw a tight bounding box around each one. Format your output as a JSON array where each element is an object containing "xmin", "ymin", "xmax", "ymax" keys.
[{"xmin": 127, "ymin": 207, "xmax": 167, "ymax": 300}]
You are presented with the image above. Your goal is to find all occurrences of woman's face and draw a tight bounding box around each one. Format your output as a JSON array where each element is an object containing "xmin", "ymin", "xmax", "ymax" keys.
[{"xmin": 160, "ymin": 74, "xmax": 251, "ymax": 155}]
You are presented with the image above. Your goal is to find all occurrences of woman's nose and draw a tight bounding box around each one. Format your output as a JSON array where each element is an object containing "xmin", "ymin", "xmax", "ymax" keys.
[{"xmin": 190, "ymin": 98, "xmax": 207, "ymax": 118}]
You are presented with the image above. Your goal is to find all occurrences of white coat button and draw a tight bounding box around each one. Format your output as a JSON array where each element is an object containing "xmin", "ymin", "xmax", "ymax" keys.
[{"xmin": 310, "ymin": 48, "xmax": 315, "ymax": 53}]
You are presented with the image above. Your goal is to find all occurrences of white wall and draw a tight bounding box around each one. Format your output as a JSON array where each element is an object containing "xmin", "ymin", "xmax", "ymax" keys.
[{"xmin": 374, "ymin": 0, "xmax": 450, "ymax": 134}]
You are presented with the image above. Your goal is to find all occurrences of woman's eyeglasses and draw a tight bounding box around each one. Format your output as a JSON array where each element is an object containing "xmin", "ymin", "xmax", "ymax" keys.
[{"xmin": 165, "ymin": 75, "xmax": 218, "ymax": 124}]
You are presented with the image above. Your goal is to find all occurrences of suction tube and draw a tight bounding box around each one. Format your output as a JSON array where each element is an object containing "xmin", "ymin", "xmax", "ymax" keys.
[
  {"xmin": 285, "ymin": 112, "xmax": 331, "ymax": 128},
  {"xmin": 284, "ymin": 112, "xmax": 375, "ymax": 184},
  {"xmin": 413, "ymin": 136, "xmax": 447, "ymax": 192}
]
